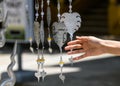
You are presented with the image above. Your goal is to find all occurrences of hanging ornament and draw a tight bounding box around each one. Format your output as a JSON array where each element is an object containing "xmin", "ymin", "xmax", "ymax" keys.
[
  {"xmin": 52, "ymin": 0, "xmax": 67, "ymax": 83},
  {"xmin": 47, "ymin": 0, "xmax": 52, "ymax": 53},
  {"xmin": 39, "ymin": 0, "xmax": 46, "ymax": 82},
  {"xmin": 0, "ymin": 13, "xmax": 8, "ymax": 48},
  {"xmin": 32, "ymin": 0, "xmax": 40, "ymax": 54},
  {"xmin": 29, "ymin": 37, "xmax": 34, "ymax": 53},
  {"xmin": 52, "ymin": 22, "xmax": 67, "ymax": 83},
  {"xmin": 34, "ymin": 21, "xmax": 40, "ymax": 49},
  {"xmin": 0, "ymin": 29, "xmax": 6, "ymax": 48},
  {"xmin": 0, "ymin": 1, "xmax": 6, "ymax": 48},
  {"xmin": 0, "ymin": 41, "xmax": 17, "ymax": 86},
  {"xmin": 40, "ymin": 0, "xmax": 46, "ymax": 82},
  {"xmin": 35, "ymin": 48, "xmax": 46, "ymax": 82},
  {"xmin": 34, "ymin": 0, "xmax": 42, "ymax": 82},
  {"xmin": 60, "ymin": 0, "xmax": 81, "ymax": 65}
]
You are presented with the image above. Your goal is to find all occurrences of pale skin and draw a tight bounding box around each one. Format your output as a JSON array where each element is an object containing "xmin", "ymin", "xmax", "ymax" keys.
[{"xmin": 65, "ymin": 36, "xmax": 120, "ymax": 61}]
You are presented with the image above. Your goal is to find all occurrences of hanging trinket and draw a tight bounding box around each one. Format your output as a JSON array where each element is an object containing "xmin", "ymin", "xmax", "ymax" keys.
[
  {"xmin": 0, "ymin": 0, "xmax": 6, "ymax": 48},
  {"xmin": 0, "ymin": 12, "xmax": 8, "ymax": 48},
  {"xmin": 39, "ymin": 0, "xmax": 46, "ymax": 82},
  {"xmin": 0, "ymin": 41, "xmax": 17, "ymax": 86},
  {"xmin": 52, "ymin": 0, "xmax": 67, "ymax": 83},
  {"xmin": 60, "ymin": 0, "xmax": 81, "ymax": 65},
  {"xmin": 34, "ymin": 0, "xmax": 42, "ymax": 82},
  {"xmin": 52, "ymin": 22, "xmax": 67, "ymax": 83},
  {"xmin": 0, "ymin": 29, "xmax": 5, "ymax": 48},
  {"xmin": 29, "ymin": 37, "xmax": 34, "ymax": 54},
  {"xmin": 47, "ymin": 0, "xmax": 52, "ymax": 53}
]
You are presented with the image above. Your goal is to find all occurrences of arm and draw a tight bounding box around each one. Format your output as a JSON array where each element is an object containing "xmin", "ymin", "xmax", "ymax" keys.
[
  {"xmin": 65, "ymin": 36, "xmax": 120, "ymax": 60},
  {"xmin": 102, "ymin": 39, "xmax": 120, "ymax": 55}
]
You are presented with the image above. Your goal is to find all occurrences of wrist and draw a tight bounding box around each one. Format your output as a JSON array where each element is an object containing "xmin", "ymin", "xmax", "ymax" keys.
[
  {"xmin": 100, "ymin": 39, "xmax": 120, "ymax": 55},
  {"xmin": 99, "ymin": 39, "xmax": 110, "ymax": 54}
]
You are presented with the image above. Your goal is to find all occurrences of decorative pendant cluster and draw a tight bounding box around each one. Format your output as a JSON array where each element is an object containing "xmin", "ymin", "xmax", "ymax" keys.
[
  {"xmin": 0, "ymin": 0, "xmax": 82, "ymax": 84},
  {"xmin": 61, "ymin": 0, "xmax": 81, "ymax": 66},
  {"xmin": 33, "ymin": 0, "xmax": 46, "ymax": 82},
  {"xmin": 33, "ymin": 0, "xmax": 81, "ymax": 83}
]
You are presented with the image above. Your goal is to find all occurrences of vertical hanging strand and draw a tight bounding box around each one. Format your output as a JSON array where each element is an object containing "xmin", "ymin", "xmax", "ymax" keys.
[
  {"xmin": 68, "ymin": 0, "xmax": 74, "ymax": 66},
  {"xmin": 40, "ymin": 0, "xmax": 44, "ymax": 50},
  {"xmin": 57, "ymin": 0, "xmax": 61, "ymax": 22},
  {"xmin": 28, "ymin": 0, "xmax": 34, "ymax": 53},
  {"xmin": 35, "ymin": 0, "xmax": 39, "ymax": 21},
  {"xmin": 34, "ymin": 0, "xmax": 41, "ymax": 82},
  {"xmin": 57, "ymin": 0, "xmax": 65, "ymax": 83},
  {"xmin": 47, "ymin": 0, "xmax": 52, "ymax": 53},
  {"xmin": 34, "ymin": 0, "xmax": 40, "ymax": 48},
  {"xmin": 69, "ymin": 0, "xmax": 72, "ymax": 13},
  {"xmin": 57, "ymin": 0, "xmax": 63, "ymax": 64},
  {"xmin": 69, "ymin": 0, "xmax": 74, "ymax": 65},
  {"xmin": 40, "ymin": 0, "xmax": 46, "ymax": 82}
]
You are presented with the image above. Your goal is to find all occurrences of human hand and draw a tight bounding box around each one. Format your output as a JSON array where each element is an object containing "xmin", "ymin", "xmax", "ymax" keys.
[{"xmin": 65, "ymin": 36, "xmax": 106, "ymax": 60}]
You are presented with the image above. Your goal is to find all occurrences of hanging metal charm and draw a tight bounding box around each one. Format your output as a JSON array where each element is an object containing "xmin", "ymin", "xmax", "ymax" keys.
[
  {"xmin": 33, "ymin": 0, "xmax": 42, "ymax": 82},
  {"xmin": 0, "ymin": 41, "xmax": 17, "ymax": 86},
  {"xmin": 0, "ymin": 1, "xmax": 7, "ymax": 48},
  {"xmin": 34, "ymin": 0, "xmax": 40, "ymax": 48},
  {"xmin": 47, "ymin": 0, "xmax": 52, "ymax": 53},
  {"xmin": 60, "ymin": 0, "xmax": 81, "ymax": 65},
  {"xmin": 39, "ymin": 0, "xmax": 46, "ymax": 82},
  {"xmin": 0, "ymin": 30, "xmax": 5, "ymax": 48},
  {"xmin": 52, "ymin": 22, "xmax": 67, "ymax": 48},
  {"xmin": 34, "ymin": 21, "xmax": 40, "ymax": 48},
  {"xmin": 52, "ymin": 22, "xmax": 67, "ymax": 83},
  {"xmin": 29, "ymin": 0, "xmax": 39, "ymax": 54},
  {"xmin": 61, "ymin": 13, "xmax": 81, "ymax": 38},
  {"xmin": 52, "ymin": 0, "xmax": 67, "ymax": 83},
  {"xmin": 53, "ymin": 22, "xmax": 67, "ymax": 83},
  {"xmin": 34, "ymin": 45, "xmax": 41, "ymax": 82}
]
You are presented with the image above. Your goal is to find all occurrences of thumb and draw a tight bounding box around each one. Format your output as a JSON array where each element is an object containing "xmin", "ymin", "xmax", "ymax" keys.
[{"xmin": 73, "ymin": 53, "xmax": 88, "ymax": 61}]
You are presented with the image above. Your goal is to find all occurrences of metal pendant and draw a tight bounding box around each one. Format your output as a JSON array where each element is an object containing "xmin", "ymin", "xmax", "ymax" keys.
[
  {"xmin": 0, "ymin": 30, "xmax": 5, "ymax": 48},
  {"xmin": 34, "ymin": 21, "xmax": 40, "ymax": 47},
  {"xmin": 60, "ymin": 12, "xmax": 81, "ymax": 36},
  {"xmin": 47, "ymin": 4, "xmax": 52, "ymax": 53},
  {"xmin": 61, "ymin": 12, "xmax": 81, "ymax": 65},
  {"xmin": 35, "ymin": 55, "xmax": 46, "ymax": 82},
  {"xmin": 52, "ymin": 22, "xmax": 67, "ymax": 48},
  {"xmin": 41, "ymin": 70, "xmax": 47, "ymax": 82},
  {"xmin": 59, "ymin": 59, "xmax": 65, "ymax": 83},
  {"xmin": 69, "ymin": 56, "xmax": 73, "ymax": 66},
  {"xmin": 40, "ymin": 20, "xmax": 44, "ymax": 46},
  {"xmin": 47, "ymin": 34, "xmax": 52, "ymax": 53},
  {"xmin": 59, "ymin": 74, "xmax": 65, "ymax": 83},
  {"xmin": 29, "ymin": 38, "xmax": 34, "ymax": 54},
  {"xmin": 52, "ymin": 22, "xmax": 67, "ymax": 83},
  {"xmin": 35, "ymin": 71, "xmax": 41, "ymax": 82}
]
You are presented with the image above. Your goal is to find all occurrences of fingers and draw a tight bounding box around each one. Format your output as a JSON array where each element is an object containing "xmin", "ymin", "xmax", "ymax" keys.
[
  {"xmin": 67, "ymin": 40, "xmax": 82, "ymax": 45},
  {"xmin": 64, "ymin": 36, "xmax": 90, "ymax": 61},
  {"xmin": 65, "ymin": 44, "xmax": 82, "ymax": 50},
  {"xmin": 67, "ymin": 36, "xmax": 88, "ymax": 45},
  {"xmin": 67, "ymin": 49, "xmax": 85, "ymax": 55},
  {"xmin": 76, "ymin": 36, "xmax": 89, "ymax": 42},
  {"xmin": 73, "ymin": 53, "xmax": 88, "ymax": 61}
]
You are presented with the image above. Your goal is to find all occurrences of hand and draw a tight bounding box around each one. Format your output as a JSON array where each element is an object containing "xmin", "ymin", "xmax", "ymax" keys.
[{"xmin": 65, "ymin": 36, "xmax": 105, "ymax": 60}]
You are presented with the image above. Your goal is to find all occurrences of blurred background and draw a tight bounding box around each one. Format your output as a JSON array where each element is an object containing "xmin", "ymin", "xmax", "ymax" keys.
[{"xmin": 1, "ymin": 0, "xmax": 120, "ymax": 86}]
